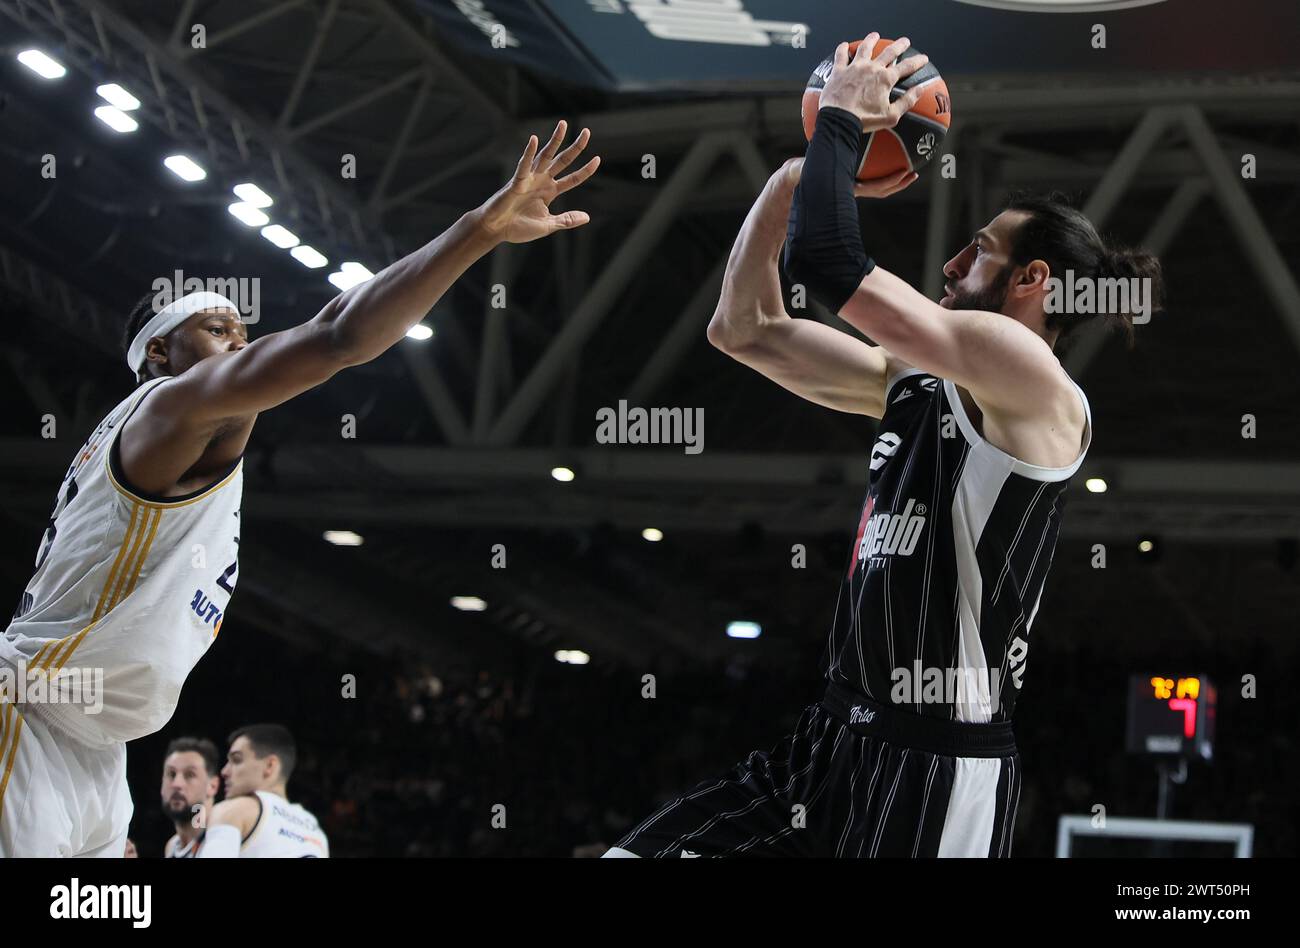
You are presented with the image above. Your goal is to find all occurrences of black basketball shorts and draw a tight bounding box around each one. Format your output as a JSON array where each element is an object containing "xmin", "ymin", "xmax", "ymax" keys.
[{"xmin": 610, "ymin": 682, "xmax": 1022, "ymax": 858}]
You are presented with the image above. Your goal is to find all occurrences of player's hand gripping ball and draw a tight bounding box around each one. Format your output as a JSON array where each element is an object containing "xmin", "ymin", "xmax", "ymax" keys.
[{"xmin": 801, "ymin": 35, "xmax": 951, "ymax": 181}]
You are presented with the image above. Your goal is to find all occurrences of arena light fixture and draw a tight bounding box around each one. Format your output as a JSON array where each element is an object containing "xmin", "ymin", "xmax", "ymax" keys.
[
  {"xmin": 290, "ymin": 245, "xmax": 328, "ymax": 269},
  {"xmin": 550, "ymin": 466, "xmax": 575, "ymax": 483},
  {"xmin": 163, "ymin": 154, "xmax": 207, "ymax": 182},
  {"xmin": 260, "ymin": 224, "xmax": 299, "ymax": 249},
  {"xmin": 1137, "ymin": 537, "xmax": 1162, "ymax": 563},
  {"xmin": 323, "ymin": 530, "xmax": 364, "ymax": 547},
  {"xmin": 227, "ymin": 202, "xmax": 269, "ymax": 227},
  {"xmin": 554, "ymin": 650, "xmax": 590, "ymax": 665},
  {"xmin": 1085, "ymin": 477, "xmax": 1108, "ymax": 493},
  {"xmin": 726, "ymin": 621, "xmax": 762, "ymax": 639},
  {"xmin": 93, "ymin": 106, "xmax": 138, "ymax": 134},
  {"xmin": 405, "ymin": 324, "xmax": 434, "ymax": 341},
  {"xmin": 232, "ymin": 182, "xmax": 273, "ymax": 208},
  {"xmin": 641, "ymin": 527, "xmax": 663, "ymax": 542},
  {"xmin": 17, "ymin": 49, "xmax": 66, "ymax": 79},
  {"xmin": 450, "ymin": 596, "xmax": 487, "ymax": 612},
  {"xmin": 327, "ymin": 261, "xmax": 374, "ymax": 291},
  {"xmin": 95, "ymin": 83, "xmax": 140, "ymax": 111}
]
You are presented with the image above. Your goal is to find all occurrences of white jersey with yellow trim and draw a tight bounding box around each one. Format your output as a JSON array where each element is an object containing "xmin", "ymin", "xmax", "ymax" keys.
[
  {"xmin": 0, "ymin": 376, "xmax": 243, "ymax": 748},
  {"xmin": 239, "ymin": 790, "xmax": 329, "ymax": 858}
]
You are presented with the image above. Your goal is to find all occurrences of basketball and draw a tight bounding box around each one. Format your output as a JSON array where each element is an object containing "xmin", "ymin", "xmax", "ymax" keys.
[{"xmin": 801, "ymin": 38, "xmax": 952, "ymax": 181}]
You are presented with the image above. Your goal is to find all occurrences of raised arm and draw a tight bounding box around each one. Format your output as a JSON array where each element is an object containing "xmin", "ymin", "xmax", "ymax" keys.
[
  {"xmin": 153, "ymin": 209, "xmax": 495, "ymax": 421},
  {"xmin": 837, "ymin": 268, "xmax": 1068, "ymax": 419},
  {"xmin": 706, "ymin": 159, "xmax": 914, "ymax": 417},
  {"xmin": 194, "ymin": 794, "xmax": 261, "ymax": 858},
  {"xmin": 163, "ymin": 123, "xmax": 593, "ymax": 421},
  {"xmin": 784, "ymin": 35, "xmax": 1075, "ymax": 420},
  {"xmin": 121, "ymin": 122, "xmax": 598, "ymax": 490}
]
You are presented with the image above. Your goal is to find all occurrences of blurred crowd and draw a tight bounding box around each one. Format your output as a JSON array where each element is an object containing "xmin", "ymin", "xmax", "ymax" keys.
[{"xmin": 126, "ymin": 621, "xmax": 1295, "ymax": 858}]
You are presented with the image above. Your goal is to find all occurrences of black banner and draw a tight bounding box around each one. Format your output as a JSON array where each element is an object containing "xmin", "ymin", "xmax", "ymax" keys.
[{"xmin": 418, "ymin": 0, "xmax": 1300, "ymax": 91}]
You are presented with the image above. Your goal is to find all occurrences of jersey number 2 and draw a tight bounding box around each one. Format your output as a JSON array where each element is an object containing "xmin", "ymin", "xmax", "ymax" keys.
[
  {"xmin": 216, "ymin": 536, "xmax": 239, "ymax": 594},
  {"xmin": 14, "ymin": 475, "xmax": 79, "ymax": 620}
]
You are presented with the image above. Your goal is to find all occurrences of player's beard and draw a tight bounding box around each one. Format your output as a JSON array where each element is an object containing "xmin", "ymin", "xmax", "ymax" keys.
[
  {"xmin": 948, "ymin": 264, "xmax": 1013, "ymax": 314},
  {"xmin": 162, "ymin": 795, "xmax": 192, "ymax": 828}
]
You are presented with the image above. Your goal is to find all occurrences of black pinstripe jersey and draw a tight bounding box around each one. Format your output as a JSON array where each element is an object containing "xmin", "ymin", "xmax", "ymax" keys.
[{"xmin": 826, "ymin": 368, "xmax": 1092, "ymax": 724}]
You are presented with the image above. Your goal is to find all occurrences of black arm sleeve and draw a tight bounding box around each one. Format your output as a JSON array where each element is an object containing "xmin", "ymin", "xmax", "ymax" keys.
[{"xmin": 783, "ymin": 106, "xmax": 876, "ymax": 314}]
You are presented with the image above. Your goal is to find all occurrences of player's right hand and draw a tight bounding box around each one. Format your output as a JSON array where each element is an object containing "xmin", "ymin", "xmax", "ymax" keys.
[
  {"xmin": 477, "ymin": 121, "xmax": 599, "ymax": 244},
  {"xmin": 820, "ymin": 34, "xmax": 929, "ymax": 134}
]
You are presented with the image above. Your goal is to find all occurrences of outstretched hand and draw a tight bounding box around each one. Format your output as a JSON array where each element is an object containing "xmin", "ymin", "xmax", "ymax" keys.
[{"xmin": 479, "ymin": 121, "xmax": 600, "ymax": 244}]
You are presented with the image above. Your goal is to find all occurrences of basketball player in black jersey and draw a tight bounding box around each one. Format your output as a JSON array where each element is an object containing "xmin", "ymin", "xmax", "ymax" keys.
[{"xmin": 606, "ymin": 35, "xmax": 1162, "ymax": 858}]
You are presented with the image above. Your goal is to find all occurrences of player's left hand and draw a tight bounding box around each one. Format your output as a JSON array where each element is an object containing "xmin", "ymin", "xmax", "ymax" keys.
[
  {"xmin": 773, "ymin": 158, "xmax": 918, "ymax": 199},
  {"xmin": 478, "ymin": 121, "xmax": 599, "ymax": 243},
  {"xmin": 853, "ymin": 168, "xmax": 919, "ymax": 198}
]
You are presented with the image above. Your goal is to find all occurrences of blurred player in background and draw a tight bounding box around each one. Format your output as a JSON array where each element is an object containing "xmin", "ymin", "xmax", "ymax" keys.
[
  {"xmin": 197, "ymin": 724, "xmax": 327, "ymax": 858},
  {"xmin": 160, "ymin": 735, "xmax": 220, "ymax": 858}
]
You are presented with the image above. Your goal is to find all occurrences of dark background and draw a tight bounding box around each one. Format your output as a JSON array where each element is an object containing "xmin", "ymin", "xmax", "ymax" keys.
[{"xmin": 2, "ymin": 0, "xmax": 1298, "ymax": 857}]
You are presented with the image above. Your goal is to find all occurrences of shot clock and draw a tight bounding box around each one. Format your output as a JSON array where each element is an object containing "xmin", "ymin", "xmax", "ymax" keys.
[{"xmin": 1125, "ymin": 675, "xmax": 1216, "ymax": 761}]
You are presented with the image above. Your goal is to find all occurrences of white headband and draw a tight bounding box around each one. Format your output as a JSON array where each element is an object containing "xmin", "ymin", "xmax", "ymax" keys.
[{"xmin": 127, "ymin": 291, "xmax": 240, "ymax": 374}]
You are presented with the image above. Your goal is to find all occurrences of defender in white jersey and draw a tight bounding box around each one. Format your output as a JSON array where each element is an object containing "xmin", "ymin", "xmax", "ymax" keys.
[
  {"xmin": 0, "ymin": 123, "xmax": 598, "ymax": 856},
  {"xmin": 160, "ymin": 736, "xmax": 220, "ymax": 858},
  {"xmin": 0, "ymin": 375, "xmax": 242, "ymax": 857},
  {"xmin": 198, "ymin": 724, "xmax": 328, "ymax": 858}
]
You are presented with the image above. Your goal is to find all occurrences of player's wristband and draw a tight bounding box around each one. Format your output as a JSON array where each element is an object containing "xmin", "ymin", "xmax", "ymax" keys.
[
  {"xmin": 784, "ymin": 106, "xmax": 877, "ymax": 314},
  {"xmin": 195, "ymin": 823, "xmax": 241, "ymax": 857}
]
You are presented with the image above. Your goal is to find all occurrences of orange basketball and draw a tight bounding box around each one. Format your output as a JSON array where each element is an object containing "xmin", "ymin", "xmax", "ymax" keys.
[{"xmin": 801, "ymin": 38, "xmax": 951, "ymax": 181}]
